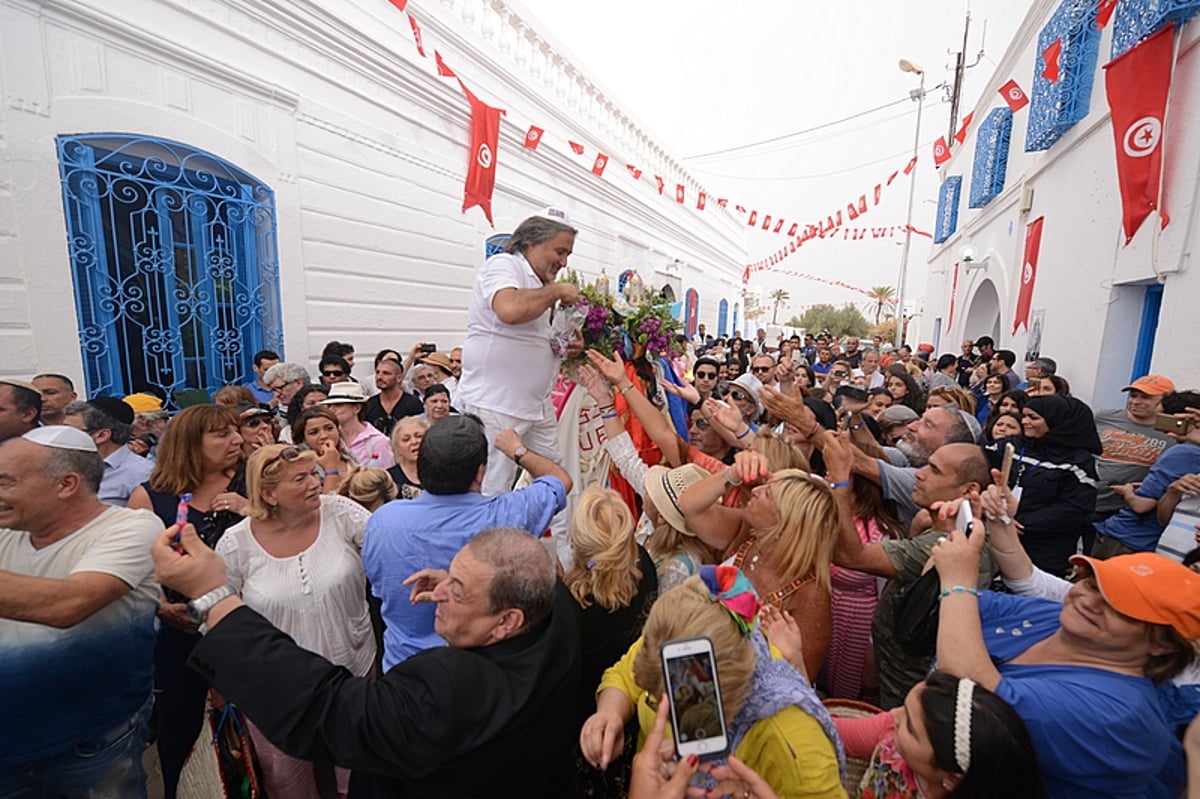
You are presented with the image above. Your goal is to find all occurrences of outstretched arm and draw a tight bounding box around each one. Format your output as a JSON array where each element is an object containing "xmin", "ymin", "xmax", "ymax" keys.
[{"xmin": 587, "ymin": 349, "xmax": 686, "ymax": 467}]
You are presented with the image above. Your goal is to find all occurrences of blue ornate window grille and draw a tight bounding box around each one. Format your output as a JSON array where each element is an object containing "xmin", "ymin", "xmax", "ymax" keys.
[
  {"xmin": 934, "ymin": 176, "xmax": 963, "ymax": 244},
  {"xmin": 717, "ymin": 298, "xmax": 729, "ymax": 336},
  {"xmin": 1025, "ymin": 0, "xmax": 1102, "ymax": 152},
  {"xmin": 970, "ymin": 109, "xmax": 1013, "ymax": 209},
  {"xmin": 56, "ymin": 135, "xmax": 283, "ymax": 404},
  {"xmin": 1112, "ymin": 0, "xmax": 1200, "ymax": 58}
]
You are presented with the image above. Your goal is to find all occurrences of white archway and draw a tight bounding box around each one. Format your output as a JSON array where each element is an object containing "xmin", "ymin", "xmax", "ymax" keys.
[{"xmin": 962, "ymin": 278, "xmax": 1001, "ymax": 343}]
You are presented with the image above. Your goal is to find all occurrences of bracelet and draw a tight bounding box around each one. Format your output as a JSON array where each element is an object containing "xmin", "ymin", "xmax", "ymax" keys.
[
  {"xmin": 735, "ymin": 426, "xmax": 752, "ymax": 440},
  {"xmin": 940, "ymin": 585, "xmax": 981, "ymax": 600},
  {"xmin": 618, "ymin": 383, "xmax": 635, "ymax": 395},
  {"xmin": 724, "ymin": 467, "xmax": 745, "ymax": 487},
  {"xmin": 601, "ymin": 412, "xmax": 619, "ymax": 420},
  {"xmin": 829, "ymin": 480, "xmax": 851, "ymax": 489},
  {"xmin": 324, "ymin": 470, "xmax": 340, "ymax": 476}
]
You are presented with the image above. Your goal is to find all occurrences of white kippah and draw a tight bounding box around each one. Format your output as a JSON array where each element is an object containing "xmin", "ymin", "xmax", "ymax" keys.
[
  {"xmin": 537, "ymin": 206, "xmax": 572, "ymax": 226},
  {"xmin": 954, "ymin": 677, "xmax": 975, "ymax": 773},
  {"xmin": 22, "ymin": 426, "xmax": 98, "ymax": 453}
]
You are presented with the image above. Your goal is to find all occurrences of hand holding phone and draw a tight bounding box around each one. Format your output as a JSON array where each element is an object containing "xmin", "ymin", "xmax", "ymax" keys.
[
  {"xmin": 662, "ymin": 636, "xmax": 729, "ymax": 762},
  {"xmin": 955, "ymin": 498, "xmax": 974, "ymax": 535}
]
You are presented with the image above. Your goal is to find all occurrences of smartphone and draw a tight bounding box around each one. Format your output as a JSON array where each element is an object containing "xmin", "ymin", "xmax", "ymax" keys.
[
  {"xmin": 999, "ymin": 442, "xmax": 1015, "ymax": 487},
  {"xmin": 420, "ymin": 343, "xmax": 438, "ymax": 354},
  {"xmin": 661, "ymin": 636, "xmax": 729, "ymax": 762},
  {"xmin": 955, "ymin": 498, "xmax": 974, "ymax": 535},
  {"xmin": 1155, "ymin": 413, "xmax": 1192, "ymax": 434}
]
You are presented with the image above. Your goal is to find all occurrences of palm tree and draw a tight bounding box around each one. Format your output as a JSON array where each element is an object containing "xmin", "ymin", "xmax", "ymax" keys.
[
  {"xmin": 868, "ymin": 285, "xmax": 897, "ymax": 324},
  {"xmin": 769, "ymin": 288, "xmax": 790, "ymax": 325}
]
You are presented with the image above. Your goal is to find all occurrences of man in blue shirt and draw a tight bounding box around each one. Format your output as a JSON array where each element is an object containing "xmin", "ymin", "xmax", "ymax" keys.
[
  {"xmin": 62, "ymin": 397, "xmax": 154, "ymax": 507},
  {"xmin": 362, "ymin": 415, "xmax": 571, "ymax": 668},
  {"xmin": 244, "ymin": 349, "xmax": 280, "ymax": 405},
  {"xmin": 1094, "ymin": 392, "xmax": 1200, "ymax": 557}
]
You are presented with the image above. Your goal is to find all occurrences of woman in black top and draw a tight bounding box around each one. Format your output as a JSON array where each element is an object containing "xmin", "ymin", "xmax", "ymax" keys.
[
  {"xmin": 567, "ymin": 487, "xmax": 657, "ymax": 798},
  {"xmin": 985, "ymin": 395, "xmax": 1101, "ymax": 576},
  {"xmin": 386, "ymin": 416, "xmax": 426, "ymax": 500},
  {"xmin": 128, "ymin": 404, "xmax": 248, "ymax": 799}
]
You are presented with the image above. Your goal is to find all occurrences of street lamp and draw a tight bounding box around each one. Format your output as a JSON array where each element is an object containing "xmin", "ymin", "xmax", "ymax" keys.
[{"xmin": 895, "ymin": 58, "xmax": 925, "ymax": 350}]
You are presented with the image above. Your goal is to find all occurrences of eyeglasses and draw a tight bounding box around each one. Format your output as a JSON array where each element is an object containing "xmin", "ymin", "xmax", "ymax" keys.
[
  {"xmin": 270, "ymin": 383, "xmax": 290, "ymax": 394},
  {"xmin": 832, "ymin": 371, "xmax": 849, "ymax": 379},
  {"xmin": 695, "ymin": 371, "xmax": 718, "ymax": 379},
  {"xmin": 693, "ymin": 417, "xmax": 711, "ymax": 430},
  {"xmin": 729, "ymin": 389, "xmax": 750, "ymax": 403},
  {"xmin": 322, "ymin": 370, "xmax": 345, "ymax": 378},
  {"xmin": 751, "ymin": 366, "xmax": 772, "ymax": 374}
]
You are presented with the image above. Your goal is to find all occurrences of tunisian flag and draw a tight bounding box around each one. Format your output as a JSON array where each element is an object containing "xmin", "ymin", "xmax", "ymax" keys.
[
  {"xmin": 1014, "ymin": 216, "xmax": 1044, "ymax": 334},
  {"xmin": 458, "ymin": 81, "xmax": 504, "ymax": 227},
  {"xmin": 1105, "ymin": 23, "xmax": 1175, "ymax": 244}
]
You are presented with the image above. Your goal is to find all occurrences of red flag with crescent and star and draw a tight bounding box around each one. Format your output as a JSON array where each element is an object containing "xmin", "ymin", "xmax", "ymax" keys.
[
  {"xmin": 458, "ymin": 81, "xmax": 504, "ymax": 227},
  {"xmin": 1042, "ymin": 38, "xmax": 1063, "ymax": 83},
  {"xmin": 523, "ymin": 125, "xmax": 543, "ymax": 150},
  {"xmin": 932, "ymin": 136, "xmax": 952, "ymax": 166},
  {"xmin": 1104, "ymin": 23, "xmax": 1175, "ymax": 243},
  {"xmin": 1014, "ymin": 217, "xmax": 1044, "ymax": 334},
  {"xmin": 592, "ymin": 154, "xmax": 608, "ymax": 176},
  {"xmin": 999, "ymin": 79, "xmax": 1029, "ymax": 112}
]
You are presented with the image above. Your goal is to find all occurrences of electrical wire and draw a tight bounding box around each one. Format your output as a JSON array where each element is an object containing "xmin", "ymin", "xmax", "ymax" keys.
[{"xmin": 684, "ymin": 92, "xmax": 930, "ymax": 161}]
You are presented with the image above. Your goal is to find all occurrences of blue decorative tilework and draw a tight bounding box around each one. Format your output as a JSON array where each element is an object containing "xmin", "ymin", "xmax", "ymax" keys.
[
  {"xmin": 935, "ymin": 175, "xmax": 963, "ymax": 244},
  {"xmin": 969, "ymin": 109, "xmax": 1013, "ymax": 209},
  {"xmin": 1025, "ymin": 0, "xmax": 1102, "ymax": 151},
  {"xmin": 1112, "ymin": 0, "xmax": 1200, "ymax": 58}
]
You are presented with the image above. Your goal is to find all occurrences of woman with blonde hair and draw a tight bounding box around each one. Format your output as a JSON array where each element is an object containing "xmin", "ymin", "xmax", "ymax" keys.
[
  {"xmin": 339, "ymin": 466, "xmax": 398, "ymax": 512},
  {"xmin": 386, "ymin": 416, "xmax": 426, "ymax": 499},
  {"xmin": 926, "ymin": 385, "xmax": 977, "ymax": 416},
  {"xmin": 580, "ymin": 570, "xmax": 845, "ymax": 798},
  {"xmin": 217, "ymin": 444, "xmax": 374, "ymax": 799},
  {"xmin": 567, "ymin": 487, "xmax": 658, "ymax": 798},
  {"xmin": 678, "ymin": 453, "xmax": 841, "ymax": 680}
]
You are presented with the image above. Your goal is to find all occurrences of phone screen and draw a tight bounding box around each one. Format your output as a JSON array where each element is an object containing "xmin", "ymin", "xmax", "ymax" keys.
[{"xmin": 664, "ymin": 647, "xmax": 727, "ymax": 758}]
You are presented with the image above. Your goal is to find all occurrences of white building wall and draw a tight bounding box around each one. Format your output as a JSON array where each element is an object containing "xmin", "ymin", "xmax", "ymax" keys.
[
  {"xmin": 0, "ymin": 0, "xmax": 746, "ymax": 390},
  {"xmin": 924, "ymin": 0, "xmax": 1200, "ymax": 407}
]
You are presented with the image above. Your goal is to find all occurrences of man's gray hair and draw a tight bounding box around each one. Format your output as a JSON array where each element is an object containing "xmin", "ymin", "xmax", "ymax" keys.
[
  {"xmin": 64, "ymin": 400, "xmax": 133, "ymax": 445},
  {"xmin": 1029, "ymin": 357, "xmax": 1057, "ymax": 376},
  {"xmin": 946, "ymin": 408, "xmax": 978, "ymax": 444},
  {"xmin": 469, "ymin": 527, "xmax": 556, "ymax": 632},
  {"xmin": 262, "ymin": 362, "xmax": 310, "ymax": 385},
  {"xmin": 504, "ymin": 215, "xmax": 577, "ymax": 256},
  {"xmin": 42, "ymin": 446, "xmax": 104, "ymax": 495}
]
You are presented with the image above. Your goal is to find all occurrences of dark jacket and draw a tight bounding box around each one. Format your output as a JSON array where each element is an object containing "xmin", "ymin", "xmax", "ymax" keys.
[{"xmin": 190, "ymin": 585, "xmax": 582, "ymax": 799}]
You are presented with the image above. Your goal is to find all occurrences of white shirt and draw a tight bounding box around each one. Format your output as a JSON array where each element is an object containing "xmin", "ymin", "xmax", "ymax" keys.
[
  {"xmin": 216, "ymin": 495, "xmax": 374, "ymax": 677},
  {"xmin": 99, "ymin": 445, "xmax": 154, "ymax": 508},
  {"xmin": 456, "ymin": 251, "xmax": 558, "ymax": 421}
]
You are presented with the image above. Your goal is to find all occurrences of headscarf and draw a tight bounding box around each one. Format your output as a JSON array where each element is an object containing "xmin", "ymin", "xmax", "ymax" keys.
[{"xmin": 1024, "ymin": 395, "xmax": 1103, "ymax": 454}]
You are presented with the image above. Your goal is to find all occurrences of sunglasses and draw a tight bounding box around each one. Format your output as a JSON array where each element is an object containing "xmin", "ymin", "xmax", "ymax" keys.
[
  {"xmin": 265, "ymin": 446, "xmax": 303, "ymax": 469},
  {"xmin": 693, "ymin": 417, "xmax": 711, "ymax": 430},
  {"xmin": 729, "ymin": 389, "xmax": 750, "ymax": 403},
  {"xmin": 695, "ymin": 371, "xmax": 718, "ymax": 379},
  {"xmin": 751, "ymin": 366, "xmax": 772, "ymax": 374},
  {"xmin": 241, "ymin": 416, "xmax": 271, "ymax": 429},
  {"xmin": 832, "ymin": 371, "xmax": 849, "ymax": 378},
  {"xmin": 322, "ymin": 370, "xmax": 345, "ymax": 378}
]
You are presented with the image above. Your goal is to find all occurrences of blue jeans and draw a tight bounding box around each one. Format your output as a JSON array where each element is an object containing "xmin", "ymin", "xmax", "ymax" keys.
[{"xmin": 0, "ymin": 694, "xmax": 152, "ymax": 799}]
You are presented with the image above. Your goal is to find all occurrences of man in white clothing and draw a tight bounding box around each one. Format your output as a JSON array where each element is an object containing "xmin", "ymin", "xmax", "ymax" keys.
[{"xmin": 457, "ymin": 208, "xmax": 579, "ymax": 495}]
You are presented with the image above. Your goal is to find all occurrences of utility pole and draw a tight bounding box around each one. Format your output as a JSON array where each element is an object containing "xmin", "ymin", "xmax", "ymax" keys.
[{"xmin": 946, "ymin": 11, "xmax": 986, "ymax": 143}]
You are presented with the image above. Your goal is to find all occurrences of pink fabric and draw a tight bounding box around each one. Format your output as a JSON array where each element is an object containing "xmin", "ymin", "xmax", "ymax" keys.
[
  {"xmin": 832, "ymin": 710, "xmax": 894, "ymax": 759},
  {"xmin": 246, "ymin": 717, "xmax": 349, "ymax": 798},
  {"xmin": 824, "ymin": 516, "xmax": 885, "ymax": 699}
]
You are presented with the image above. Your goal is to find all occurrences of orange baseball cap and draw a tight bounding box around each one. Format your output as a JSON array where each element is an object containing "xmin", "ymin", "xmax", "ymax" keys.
[
  {"xmin": 1070, "ymin": 553, "xmax": 1200, "ymax": 638},
  {"xmin": 1122, "ymin": 375, "xmax": 1175, "ymax": 396}
]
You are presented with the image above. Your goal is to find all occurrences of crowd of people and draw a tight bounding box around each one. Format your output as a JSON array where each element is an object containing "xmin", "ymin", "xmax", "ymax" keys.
[{"xmin": 3, "ymin": 208, "xmax": 1200, "ymax": 799}]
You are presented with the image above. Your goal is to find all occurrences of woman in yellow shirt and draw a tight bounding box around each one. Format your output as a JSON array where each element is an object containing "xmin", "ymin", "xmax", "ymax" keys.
[{"xmin": 580, "ymin": 568, "xmax": 847, "ymax": 799}]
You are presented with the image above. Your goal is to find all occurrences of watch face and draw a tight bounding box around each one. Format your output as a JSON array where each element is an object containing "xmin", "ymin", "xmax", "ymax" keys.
[{"xmin": 186, "ymin": 603, "xmax": 204, "ymax": 624}]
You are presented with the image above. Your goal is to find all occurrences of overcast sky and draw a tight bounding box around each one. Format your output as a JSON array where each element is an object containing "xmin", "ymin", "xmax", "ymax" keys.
[{"xmin": 514, "ymin": 0, "xmax": 1034, "ymax": 324}]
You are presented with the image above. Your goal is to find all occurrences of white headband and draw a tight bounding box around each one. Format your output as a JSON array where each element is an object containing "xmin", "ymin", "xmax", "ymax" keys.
[{"xmin": 954, "ymin": 677, "xmax": 975, "ymax": 773}]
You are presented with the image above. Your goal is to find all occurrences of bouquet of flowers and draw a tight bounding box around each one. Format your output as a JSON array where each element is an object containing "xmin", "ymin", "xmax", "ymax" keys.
[
  {"xmin": 620, "ymin": 291, "xmax": 683, "ymax": 361},
  {"xmin": 553, "ymin": 271, "xmax": 683, "ymax": 365}
]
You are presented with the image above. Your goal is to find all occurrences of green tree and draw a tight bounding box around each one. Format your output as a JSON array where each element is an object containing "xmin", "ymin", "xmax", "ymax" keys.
[
  {"xmin": 867, "ymin": 285, "xmax": 897, "ymax": 324},
  {"xmin": 791, "ymin": 304, "xmax": 870, "ymax": 338},
  {"xmin": 768, "ymin": 288, "xmax": 790, "ymax": 325}
]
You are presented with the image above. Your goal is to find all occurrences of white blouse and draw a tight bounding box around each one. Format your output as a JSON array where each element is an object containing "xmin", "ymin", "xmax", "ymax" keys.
[{"xmin": 217, "ymin": 495, "xmax": 375, "ymax": 677}]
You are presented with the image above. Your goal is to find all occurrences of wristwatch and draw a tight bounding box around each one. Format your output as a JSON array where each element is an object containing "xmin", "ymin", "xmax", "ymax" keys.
[
  {"xmin": 186, "ymin": 585, "xmax": 238, "ymax": 624},
  {"xmin": 512, "ymin": 445, "xmax": 529, "ymax": 466}
]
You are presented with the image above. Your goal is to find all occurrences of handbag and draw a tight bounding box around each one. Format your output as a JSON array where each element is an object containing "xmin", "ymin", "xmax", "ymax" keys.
[
  {"xmin": 178, "ymin": 700, "xmax": 267, "ymax": 799},
  {"xmin": 891, "ymin": 564, "xmax": 942, "ymax": 657}
]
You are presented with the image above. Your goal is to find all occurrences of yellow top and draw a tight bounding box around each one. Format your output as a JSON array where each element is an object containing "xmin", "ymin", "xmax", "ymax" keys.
[{"xmin": 598, "ymin": 638, "xmax": 847, "ymax": 799}]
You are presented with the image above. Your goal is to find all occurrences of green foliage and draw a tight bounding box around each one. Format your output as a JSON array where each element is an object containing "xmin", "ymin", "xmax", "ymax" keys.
[{"xmin": 789, "ymin": 304, "xmax": 870, "ymax": 338}]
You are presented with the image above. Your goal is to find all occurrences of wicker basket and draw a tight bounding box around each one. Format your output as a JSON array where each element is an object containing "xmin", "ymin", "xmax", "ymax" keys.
[{"xmin": 823, "ymin": 698, "xmax": 884, "ymax": 799}]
